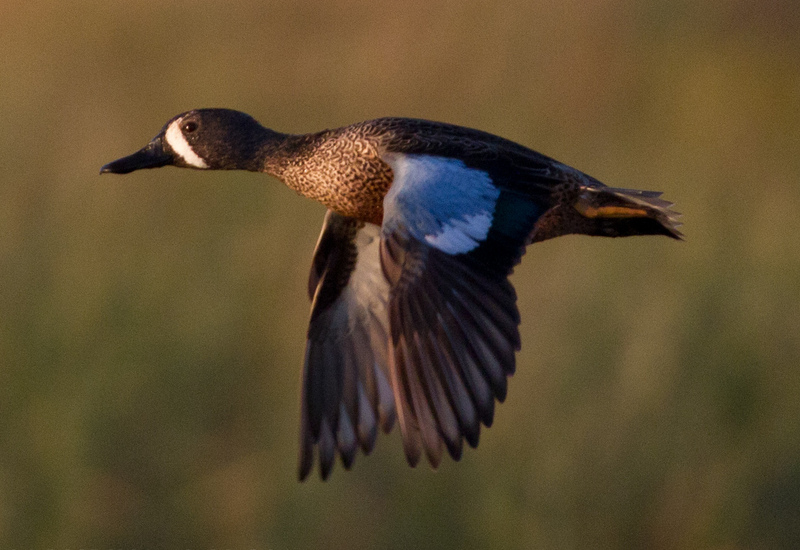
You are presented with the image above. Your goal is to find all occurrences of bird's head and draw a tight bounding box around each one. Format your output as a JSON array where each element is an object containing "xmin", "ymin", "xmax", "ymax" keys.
[{"xmin": 100, "ymin": 108, "xmax": 274, "ymax": 174}]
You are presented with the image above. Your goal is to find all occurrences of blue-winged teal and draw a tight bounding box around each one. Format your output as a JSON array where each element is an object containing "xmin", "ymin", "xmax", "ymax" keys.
[{"xmin": 102, "ymin": 109, "xmax": 682, "ymax": 480}]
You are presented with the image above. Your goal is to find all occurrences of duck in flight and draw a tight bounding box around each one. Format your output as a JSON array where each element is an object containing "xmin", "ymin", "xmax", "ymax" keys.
[{"xmin": 101, "ymin": 109, "xmax": 682, "ymax": 480}]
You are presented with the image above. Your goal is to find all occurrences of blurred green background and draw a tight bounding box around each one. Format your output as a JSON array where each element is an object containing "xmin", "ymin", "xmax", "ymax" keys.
[{"xmin": 2, "ymin": 1, "xmax": 799, "ymax": 548}]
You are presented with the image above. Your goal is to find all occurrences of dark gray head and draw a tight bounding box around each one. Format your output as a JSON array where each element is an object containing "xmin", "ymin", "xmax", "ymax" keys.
[{"xmin": 100, "ymin": 108, "xmax": 278, "ymax": 174}]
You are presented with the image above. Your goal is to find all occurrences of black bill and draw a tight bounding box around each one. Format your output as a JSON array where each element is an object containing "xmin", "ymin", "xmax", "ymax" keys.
[{"xmin": 100, "ymin": 137, "xmax": 172, "ymax": 175}]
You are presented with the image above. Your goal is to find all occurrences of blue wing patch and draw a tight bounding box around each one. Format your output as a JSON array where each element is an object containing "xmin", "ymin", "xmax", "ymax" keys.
[{"xmin": 382, "ymin": 153, "xmax": 501, "ymax": 254}]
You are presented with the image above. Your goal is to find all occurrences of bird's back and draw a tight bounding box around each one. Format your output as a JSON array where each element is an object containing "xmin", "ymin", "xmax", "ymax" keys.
[{"xmin": 273, "ymin": 117, "xmax": 580, "ymax": 226}]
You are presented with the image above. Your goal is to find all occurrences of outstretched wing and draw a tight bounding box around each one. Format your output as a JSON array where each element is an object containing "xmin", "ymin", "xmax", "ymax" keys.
[
  {"xmin": 299, "ymin": 210, "xmax": 395, "ymax": 481},
  {"xmin": 379, "ymin": 152, "xmax": 548, "ymax": 467}
]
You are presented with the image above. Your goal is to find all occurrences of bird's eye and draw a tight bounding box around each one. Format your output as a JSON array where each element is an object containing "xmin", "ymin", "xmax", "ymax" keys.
[{"xmin": 183, "ymin": 120, "xmax": 199, "ymax": 133}]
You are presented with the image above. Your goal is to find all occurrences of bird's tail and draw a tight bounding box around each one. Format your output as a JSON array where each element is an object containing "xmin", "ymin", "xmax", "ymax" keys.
[{"xmin": 572, "ymin": 186, "xmax": 684, "ymax": 240}]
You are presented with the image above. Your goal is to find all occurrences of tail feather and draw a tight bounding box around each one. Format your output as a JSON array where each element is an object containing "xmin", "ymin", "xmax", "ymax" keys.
[{"xmin": 573, "ymin": 186, "xmax": 684, "ymax": 240}]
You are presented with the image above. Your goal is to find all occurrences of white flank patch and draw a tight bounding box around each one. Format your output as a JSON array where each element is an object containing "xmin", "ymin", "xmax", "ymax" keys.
[
  {"xmin": 425, "ymin": 211, "xmax": 492, "ymax": 254},
  {"xmin": 165, "ymin": 120, "xmax": 208, "ymax": 168}
]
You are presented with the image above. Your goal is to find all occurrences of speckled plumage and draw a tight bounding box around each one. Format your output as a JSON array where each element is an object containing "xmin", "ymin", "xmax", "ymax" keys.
[
  {"xmin": 269, "ymin": 126, "xmax": 394, "ymax": 225},
  {"xmin": 101, "ymin": 109, "xmax": 682, "ymax": 481}
]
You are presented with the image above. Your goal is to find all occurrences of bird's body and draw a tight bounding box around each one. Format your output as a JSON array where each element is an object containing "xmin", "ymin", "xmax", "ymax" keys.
[{"xmin": 102, "ymin": 109, "xmax": 681, "ymax": 480}]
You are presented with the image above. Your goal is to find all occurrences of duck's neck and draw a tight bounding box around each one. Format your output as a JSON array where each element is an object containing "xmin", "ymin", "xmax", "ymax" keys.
[
  {"xmin": 244, "ymin": 129, "xmax": 321, "ymax": 179},
  {"xmin": 227, "ymin": 127, "xmax": 289, "ymax": 175},
  {"xmin": 255, "ymin": 127, "xmax": 392, "ymax": 223},
  {"xmin": 258, "ymin": 130, "xmax": 332, "ymax": 182}
]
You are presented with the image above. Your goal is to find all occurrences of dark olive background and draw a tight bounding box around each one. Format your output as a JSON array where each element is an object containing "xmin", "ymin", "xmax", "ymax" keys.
[{"xmin": 1, "ymin": 1, "xmax": 799, "ymax": 548}]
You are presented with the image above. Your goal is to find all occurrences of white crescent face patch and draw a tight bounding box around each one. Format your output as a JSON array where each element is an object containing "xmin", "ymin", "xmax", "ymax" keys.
[{"xmin": 164, "ymin": 119, "xmax": 208, "ymax": 169}]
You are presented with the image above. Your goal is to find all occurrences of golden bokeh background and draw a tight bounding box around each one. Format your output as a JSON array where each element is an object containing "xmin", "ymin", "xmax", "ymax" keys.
[{"xmin": 2, "ymin": 1, "xmax": 799, "ymax": 547}]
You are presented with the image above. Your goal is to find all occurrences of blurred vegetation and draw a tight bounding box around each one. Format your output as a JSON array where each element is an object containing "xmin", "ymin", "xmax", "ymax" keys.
[{"xmin": 1, "ymin": 0, "xmax": 799, "ymax": 548}]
